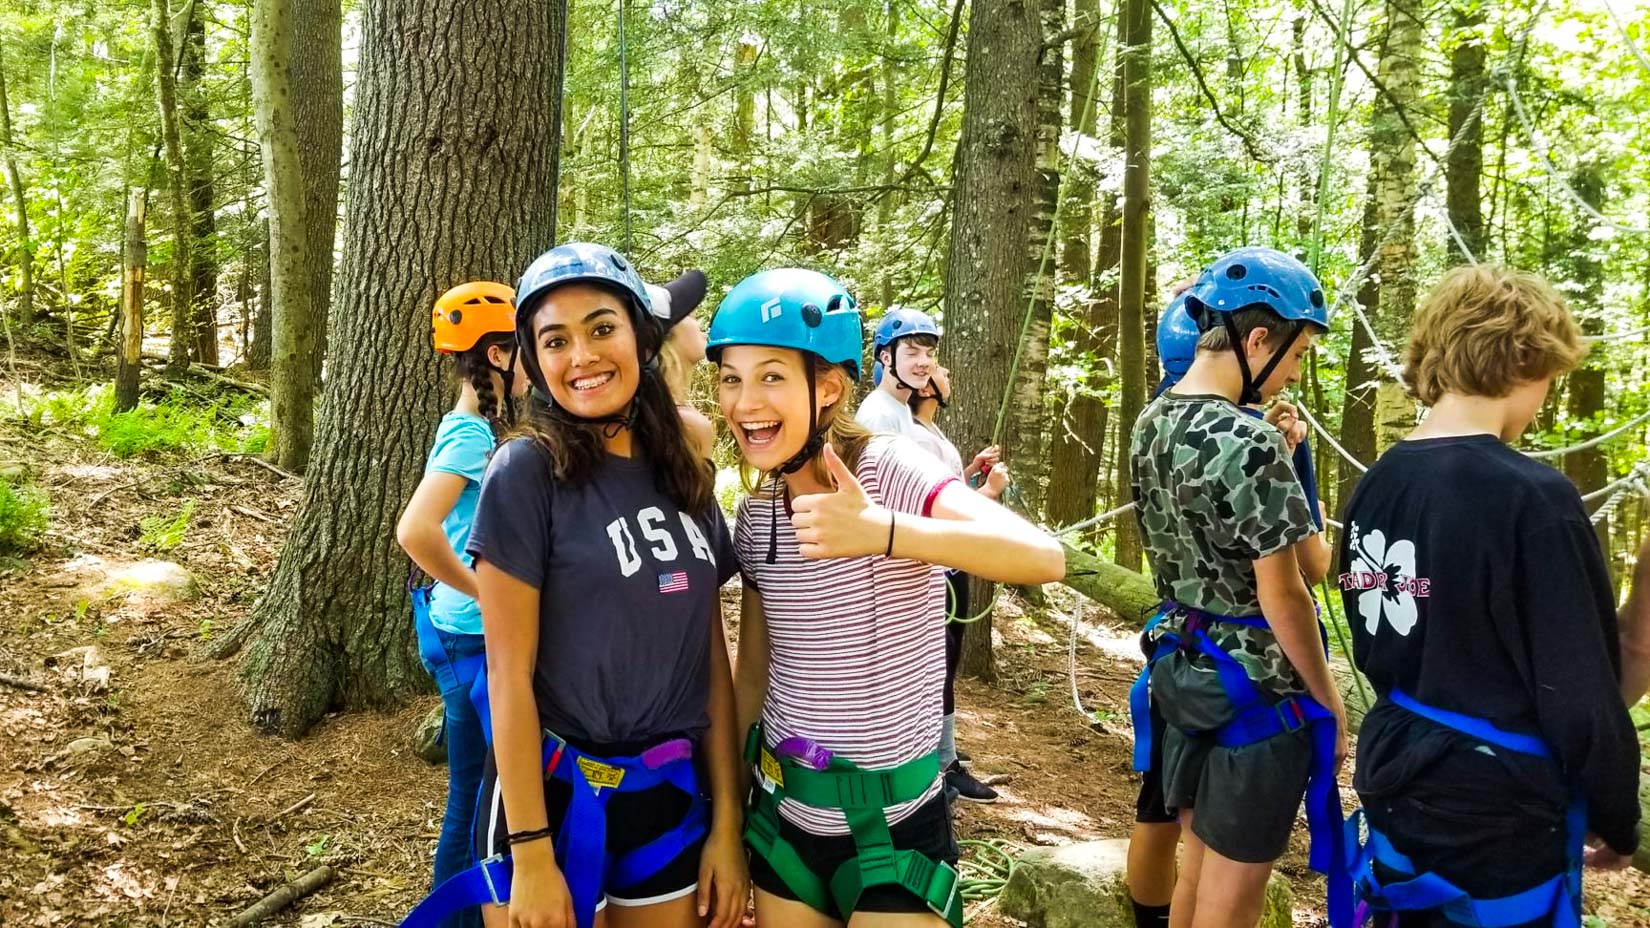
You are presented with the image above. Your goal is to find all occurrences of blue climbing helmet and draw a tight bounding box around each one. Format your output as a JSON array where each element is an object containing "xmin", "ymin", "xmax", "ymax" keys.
[
  {"xmin": 871, "ymin": 307, "xmax": 942, "ymax": 390},
  {"xmin": 513, "ymin": 242, "xmax": 663, "ymax": 424},
  {"xmin": 1155, "ymin": 291, "xmax": 1200, "ymax": 386},
  {"xmin": 1183, "ymin": 247, "xmax": 1329, "ymax": 404},
  {"xmin": 707, "ymin": 268, "xmax": 863, "ymax": 476},
  {"xmin": 706, "ymin": 268, "xmax": 863, "ymax": 380}
]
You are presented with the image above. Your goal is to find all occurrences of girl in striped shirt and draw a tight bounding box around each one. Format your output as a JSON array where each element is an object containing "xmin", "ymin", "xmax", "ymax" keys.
[{"xmin": 705, "ymin": 269, "xmax": 1064, "ymax": 928}]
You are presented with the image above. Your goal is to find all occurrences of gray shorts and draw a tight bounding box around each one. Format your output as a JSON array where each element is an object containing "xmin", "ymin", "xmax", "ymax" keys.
[{"xmin": 1161, "ymin": 724, "xmax": 1312, "ymax": 863}]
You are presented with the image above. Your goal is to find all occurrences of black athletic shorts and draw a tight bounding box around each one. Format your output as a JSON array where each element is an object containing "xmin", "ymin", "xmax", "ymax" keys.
[
  {"xmin": 749, "ymin": 793, "xmax": 958, "ymax": 919},
  {"xmin": 474, "ymin": 739, "xmax": 704, "ymax": 909},
  {"xmin": 1134, "ymin": 697, "xmax": 1178, "ymax": 825}
]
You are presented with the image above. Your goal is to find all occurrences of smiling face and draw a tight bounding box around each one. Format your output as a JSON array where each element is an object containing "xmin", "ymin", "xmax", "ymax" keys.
[
  {"xmin": 529, "ymin": 282, "xmax": 641, "ymax": 418},
  {"xmin": 881, "ymin": 337, "xmax": 938, "ymax": 393},
  {"xmin": 717, "ymin": 346, "xmax": 846, "ymax": 471}
]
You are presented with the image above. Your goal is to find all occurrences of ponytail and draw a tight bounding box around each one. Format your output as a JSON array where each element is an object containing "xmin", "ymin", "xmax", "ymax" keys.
[{"xmin": 454, "ymin": 331, "xmax": 516, "ymax": 438}]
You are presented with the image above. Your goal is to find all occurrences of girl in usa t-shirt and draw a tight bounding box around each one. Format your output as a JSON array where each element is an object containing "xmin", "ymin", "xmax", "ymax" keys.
[
  {"xmin": 705, "ymin": 268, "xmax": 1064, "ymax": 928},
  {"xmin": 464, "ymin": 244, "xmax": 746, "ymax": 928}
]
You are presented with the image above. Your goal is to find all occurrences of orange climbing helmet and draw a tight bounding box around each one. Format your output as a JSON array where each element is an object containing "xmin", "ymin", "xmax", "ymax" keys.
[{"xmin": 432, "ymin": 281, "xmax": 516, "ymax": 353}]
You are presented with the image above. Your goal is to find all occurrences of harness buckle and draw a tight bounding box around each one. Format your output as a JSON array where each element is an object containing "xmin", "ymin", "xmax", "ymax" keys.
[
  {"xmin": 479, "ymin": 854, "xmax": 508, "ymax": 906},
  {"xmin": 1274, "ymin": 698, "xmax": 1307, "ymax": 734},
  {"xmin": 926, "ymin": 861, "xmax": 960, "ymax": 922}
]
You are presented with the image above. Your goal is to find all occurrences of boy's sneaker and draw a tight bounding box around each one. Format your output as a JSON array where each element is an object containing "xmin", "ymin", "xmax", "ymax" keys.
[{"xmin": 944, "ymin": 761, "xmax": 998, "ymax": 803}]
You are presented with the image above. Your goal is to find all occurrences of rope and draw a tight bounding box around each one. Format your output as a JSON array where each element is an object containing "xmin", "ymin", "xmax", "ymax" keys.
[
  {"xmin": 1296, "ymin": 402, "xmax": 1370, "ymax": 473},
  {"xmin": 1522, "ymin": 407, "xmax": 1650, "ymax": 459},
  {"xmin": 1585, "ymin": 323, "xmax": 1650, "ymax": 344},
  {"xmin": 1601, "ymin": 0, "xmax": 1650, "ymax": 74},
  {"xmin": 1503, "ymin": 72, "xmax": 1650, "ymax": 237},
  {"xmin": 1068, "ymin": 596, "xmax": 1094, "ymax": 721},
  {"xmin": 1319, "ymin": 576, "xmax": 1372, "ymax": 711},
  {"xmin": 617, "ymin": 0, "xmax": 633, "ymax": 253},
  {"xmin": 1053, "ymin": 500, "xmax": 1138, "ymax": 537},
  {"xmin": 957, "ymin": 838, "xmax": 1021, "ymax": 903}
]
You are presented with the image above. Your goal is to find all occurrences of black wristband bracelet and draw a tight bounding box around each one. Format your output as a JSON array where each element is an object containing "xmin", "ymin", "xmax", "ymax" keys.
[
  {"xmin": 885, "ymin": 511, "xmax": 897, "ymax": 557},
  {"xmin": 507, "ymin": 826, "xmax": 555, "ymax": 846}
]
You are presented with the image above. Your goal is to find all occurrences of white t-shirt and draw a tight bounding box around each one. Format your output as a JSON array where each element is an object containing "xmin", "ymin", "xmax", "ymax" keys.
[
  {"xmin": 912, "ymin": 420, "xmax": 965, "ymax": 478},
  {"xmin": 854, "ymin": 388, "xmax": 924, "ymax": 440}
]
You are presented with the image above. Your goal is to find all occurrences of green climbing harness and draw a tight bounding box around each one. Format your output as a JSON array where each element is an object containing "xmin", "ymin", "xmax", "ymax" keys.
[{"xmin": 743, "ymin": 725, "xmax": 964, "ymax": 927}]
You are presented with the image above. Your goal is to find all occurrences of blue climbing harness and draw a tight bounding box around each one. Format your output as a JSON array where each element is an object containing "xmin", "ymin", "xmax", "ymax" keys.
[
  {"xmin": 1129, "ymin": 602, "xmax": 1353, "ymax": 928},
  {"xmin": 400, "ymin": 731, "xmax": 707, "ymax": 928},
  {"xmin": 411, "ymin": 582, "xmax": 494, "ymax": 745},
  {"xmin": 1344, "ymin": 690, "xmax": 1585, "ymax": 928}
]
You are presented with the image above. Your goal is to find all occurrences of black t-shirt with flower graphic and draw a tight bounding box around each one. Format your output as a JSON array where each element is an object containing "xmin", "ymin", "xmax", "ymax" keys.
[{"xmin": 1338, "ymin": 435, "xmax": 1640, "ymax": 888}]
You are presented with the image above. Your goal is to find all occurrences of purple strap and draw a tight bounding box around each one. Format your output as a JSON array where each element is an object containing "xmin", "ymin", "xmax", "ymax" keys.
[{"xmin": 639, "ymin": 738, "xmax": 694, "ymax": 769}]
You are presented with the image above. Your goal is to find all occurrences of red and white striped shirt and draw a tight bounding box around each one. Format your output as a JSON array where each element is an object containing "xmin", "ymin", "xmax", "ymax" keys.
[{"xmin": 737, "ymin": 435, "xmax": 957, "ymax": 835}]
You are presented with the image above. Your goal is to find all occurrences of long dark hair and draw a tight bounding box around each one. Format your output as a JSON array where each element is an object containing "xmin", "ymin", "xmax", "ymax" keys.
[
  {"xmin": 454, "ymin": 331, "xmax": 516, "ymax": 437},
  {"xmin": 520, "ymin": 287, "xmax": 715, "ymax": 514}
]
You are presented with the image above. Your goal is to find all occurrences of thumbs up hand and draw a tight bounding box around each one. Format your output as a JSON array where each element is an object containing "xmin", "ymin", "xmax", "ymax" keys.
[{"xmin": 790, "ymin": 444, "xmax": 891, "ymax": 559}]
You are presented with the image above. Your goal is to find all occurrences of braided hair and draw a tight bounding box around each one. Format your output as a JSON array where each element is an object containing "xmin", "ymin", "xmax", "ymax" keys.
[{"xmin": 454, "ymin": 331, "xmax": 516, "ymax": 437}]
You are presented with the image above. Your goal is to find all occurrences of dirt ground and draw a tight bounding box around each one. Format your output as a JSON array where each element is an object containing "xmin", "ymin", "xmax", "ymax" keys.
[{"xmin": 1, "ymin": 373, "xmax": 1646, "ymax": 927}]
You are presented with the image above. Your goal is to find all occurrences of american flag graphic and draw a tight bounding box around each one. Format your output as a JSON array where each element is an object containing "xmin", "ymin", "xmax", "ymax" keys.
[{"xmin": 658, "ymin": 571, "xmax": 690, "ymax": 594}]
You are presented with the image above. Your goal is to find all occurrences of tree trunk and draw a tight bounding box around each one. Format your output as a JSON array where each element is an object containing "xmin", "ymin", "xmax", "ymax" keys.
[
  {"xmin": 0, "ymin": 41, "xmax": 34, "ymax": 327},
  {"xmin": 154, "ymin": 0, "xmax": 195, "ymax": 375},
  {"xmin": 1369, "ymin": 0, "xmax": 1422, "ymax": 429},
  {"xmin": 731, "ymin": 38, "xmax": 758, "ymax": 195},
  {"xmin": 180, "ymin": 4, "xmax": 220, "ymax": 364},
  {"xmin": 248, "ymin": 216, "xmax": 273, "ymax": 371},
  {"xmin": 1046, "ymin": 0, "xmax": 1106, "ymax": 534},
  {"xmin": 1445, "ymin": 4, "xmax": 1485, "ymax": 263},
  {"xmin": 116, "ymin": 190, "xmax": 149, "ymax": 412},
  {"xmin": 1113, "ymin": 0, "xmax": 1152, "ymax": 571},
  {"xmin": 942, "ymin": 0, "xmax": 1050, "ymax": 682},
  {"xmin": 1001, "ymin": 1, "xmax": 1064, "ymax": 518},
  {"xmin": 237, "ymin": 0, "xmax": 565, "ymax": 737},
  {"xmin": 878, "ymin": 0, "xmax": 899, "ymax": 309},
  {"xmin": 1563, "ymin": 167, "xmax": 1608, "ymax": 550},
  {"xmin": 260, "ymin": 0, "xmax": 342, "ymax": 472},
  {"xmin": 1337, "ymin": 171, "xmax": 1381, "ymax": 511}
]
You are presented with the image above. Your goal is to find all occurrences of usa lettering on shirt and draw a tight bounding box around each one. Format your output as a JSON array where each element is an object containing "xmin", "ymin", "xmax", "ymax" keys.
[{"xmin": 606, "ymin": 507, "xmax": 718, "ymax": 579}]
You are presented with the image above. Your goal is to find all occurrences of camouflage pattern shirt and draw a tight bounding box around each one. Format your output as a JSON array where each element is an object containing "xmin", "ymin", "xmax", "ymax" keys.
[{"xmin": 1130, "ymin": 393, "xmax": 1318, "ymax": 695}]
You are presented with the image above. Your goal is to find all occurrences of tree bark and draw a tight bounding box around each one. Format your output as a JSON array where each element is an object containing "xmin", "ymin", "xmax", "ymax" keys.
[
  {"xmin": 180, "ymin": 3, "xmax": 220, "ymax": 364},
  {"xmin": 1000, "ymin": 1, "xmax": 1064, "ymax": 519},
  {"xmin": 153, "ymin": 0, "xmax": 196, "ymax": 376},
  {"xmin": 1337, "ymin": 170, "xmax": 1381, "ymax": 511},
  {"xmin": 116, "ymin": 190, "xmax": 149, "ymax": 412},
  {"xmin": 1563, "ymin": 167, "xmax": 1608, "ymax": 551},
  {"xmin": 1113, "ymin": 0, "xmax": 1152, "ymax": 571},
  {"xmin": 1369, "ymin": 0, "xmax": 1422, "ymax": 439},
  {"xmin": 0, "ymin": 40, "xmax": 34, "ymax": 327},
  {"xmin": 1046, "ymin": 0, "xmax": 1107, "ymax": 534},
  {"xmin": 943, "ymin": 0, "xmax": 1051, "ymax": 682},
  {"xmin": 248, "ymin": 216, "xmax": 273, "ymax": 371},
  {"xmin": 238, "ymin": 0, "xmax": 565, "ymax": 737},
  {"xmin": 1445, "ymin": 4, "xmax": 1485, "ymax": 263}
]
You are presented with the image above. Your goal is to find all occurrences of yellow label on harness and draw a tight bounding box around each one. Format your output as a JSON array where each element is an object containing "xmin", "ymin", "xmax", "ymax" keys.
[
  {"xmin": 759, "ymin": 747, "xmax": 785, "ymax": 790},
  {"xmin": 577, "ymin": 756, "xmax": 626, "ymax": 791}
]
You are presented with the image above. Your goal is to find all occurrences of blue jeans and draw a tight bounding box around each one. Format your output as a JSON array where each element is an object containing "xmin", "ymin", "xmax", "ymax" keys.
[{"xmin": 413, "ymin": 589, "xmax": 487, "ymax": 928}]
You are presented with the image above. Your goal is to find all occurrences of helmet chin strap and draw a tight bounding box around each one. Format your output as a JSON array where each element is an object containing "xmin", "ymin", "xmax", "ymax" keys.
[
  {"xmin": 769, "ymin": 363, "xmax": 827, "ymax": 564},
  {"xmin": 1219, "ymin": 316, "xmax": 1303, "ymax": 406},
  {"xmin": 482, "ymin": 342, "xmax": 520, "ymax": 428}
]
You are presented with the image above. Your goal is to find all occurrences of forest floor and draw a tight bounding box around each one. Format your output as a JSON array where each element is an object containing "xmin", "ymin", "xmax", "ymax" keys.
[{"xmin": 1, "ymin": 360, "xmax": 1647, "ymax": 927}]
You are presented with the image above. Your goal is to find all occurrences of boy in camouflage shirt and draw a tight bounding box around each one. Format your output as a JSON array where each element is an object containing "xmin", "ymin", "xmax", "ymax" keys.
[{"xmin": 1129, "ymin": 248, "xmax": 1346, "ymax": 928}]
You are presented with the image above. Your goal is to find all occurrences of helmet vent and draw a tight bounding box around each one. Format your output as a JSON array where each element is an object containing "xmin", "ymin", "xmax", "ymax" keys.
[
  {"xmin": 1247, "ymin": 284, "xmax": 1282, "ymax": 300},
  {"xmin": 447, "ymin": 309, "xmax": 463, "ymax": 324},
  {"xmin": 1226, "ymin": 263, "xmax": 1248, "ymax": 281},
  {"xmin": 1310, "ymin": 289, "xmax": 1325, "ymax": 307},
  {"xmin": 801, "ymin": 302, "xmax": 823, "ymax": 327}
]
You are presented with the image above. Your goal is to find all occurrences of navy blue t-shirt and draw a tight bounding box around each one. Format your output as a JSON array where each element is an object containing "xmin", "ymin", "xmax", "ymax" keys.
[{"xmin": 467, "ymin": 438, "xmax": 738, "ymax": 746}]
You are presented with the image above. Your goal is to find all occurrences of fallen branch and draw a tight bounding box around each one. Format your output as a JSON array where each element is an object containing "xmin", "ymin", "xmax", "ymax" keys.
[
  {"xmin": 279, "ymin": 792, "xmax": 316, "ymax": 817},
  {"xmin": 0, "ymin": 672, "xmax": 48, "ymax": 693},
  {"xmin": 220, "ymin": 453, "xmax": 298, "ymax": 482},
  {"xmin": 228, "ymin": 864, "xmax": 334, "ymax": 927}
]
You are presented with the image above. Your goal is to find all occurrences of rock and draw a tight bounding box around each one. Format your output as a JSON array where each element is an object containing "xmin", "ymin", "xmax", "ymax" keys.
[
  {"xmin": 77, "ymin": 559, "xmax": 197, "ymax": 607},
  {"xmin": 412, "ymin": 705, "xmax": 447, "ymax": 765},
  {"xmin": 49, "ymin": 645, "xmax": 111, "ymax": 690},
  {"xmin": 999, "ymin": 839, "xmax": 1292, "ymax": 928},
  {"xmin": 66, "ymin": 737, "xmax": 114, "ymax": 757}
]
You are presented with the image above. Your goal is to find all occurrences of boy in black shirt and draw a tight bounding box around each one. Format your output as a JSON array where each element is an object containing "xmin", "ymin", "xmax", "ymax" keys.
[{"xmin": 1339, "ymin": 264, "xmax": 1640, "ymax": 927}]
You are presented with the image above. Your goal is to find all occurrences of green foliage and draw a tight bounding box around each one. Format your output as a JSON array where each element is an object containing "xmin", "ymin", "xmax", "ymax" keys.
[
  {"xmin": 0, "ymin": 478, "xmax": 49, "ymax": 554},
  {"xmin": 139, "ymin": 500, "xmax": 195, "ymax": 552},
  {"xmin": 304, "ymin": 834, "xmax": 331, "ymax": 858},
  {"xmin": 7, "ymin": 384, "xmax": 270, "ymax": 458},
  {"xmin": 122, "ymin": 803, "xmax": 145, "ymax": 827}
]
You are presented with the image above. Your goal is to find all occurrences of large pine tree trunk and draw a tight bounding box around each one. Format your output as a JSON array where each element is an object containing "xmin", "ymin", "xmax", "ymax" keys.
[
  {"xmin": 180, "ymin": 5, "xmax": 220, "ymax": 364},
  {"xmin": 1046, "ymin": 0, "xmax": 1106, "ymax": 533},
  {"xmin": 1001, "ymin": 1, "xmax": 1064, "ymax": 520},
  {"xmin": 116, "ymin": 191, "xmax": 149, "ymax": 412},
  {"xmin": 943, "ymin": 0, "xmax": 1050, "ymax": 682},
  {"xmin": 1445, "ymin": 4, "xmax": 1485, "ymax": 263},
  {"xmin": 0, "ymin": 42, "xmax": 34, "ymax": 327},
  {"xmin": 235, "ymin": 0, "xmax": 565, "ymax": 737},
  {"xmin": 154, "ymin": 0, "xmax": 195, "ymax": 375},
  {"xmin": 1113, "ymin": 0, "xmax": 1152, "ymax": 571}
]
